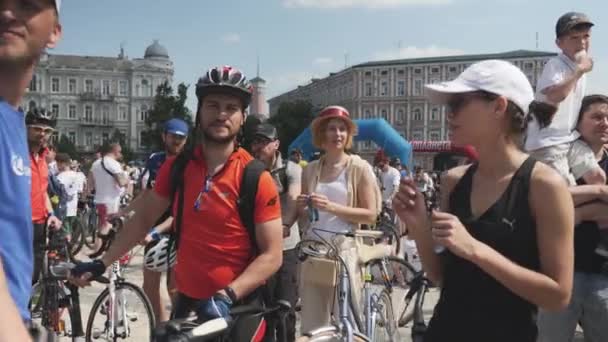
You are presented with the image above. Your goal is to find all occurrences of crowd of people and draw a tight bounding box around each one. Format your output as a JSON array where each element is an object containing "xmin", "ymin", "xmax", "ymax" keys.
[{"xmin": 0, "ymin": 1, "xmax": 607, "ymax": 341}]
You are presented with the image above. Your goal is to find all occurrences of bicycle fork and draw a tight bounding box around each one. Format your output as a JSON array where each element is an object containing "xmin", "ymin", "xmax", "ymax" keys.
[{"xmin": 338, "ymin": 265, "xmax": 354, "ymax": 342}]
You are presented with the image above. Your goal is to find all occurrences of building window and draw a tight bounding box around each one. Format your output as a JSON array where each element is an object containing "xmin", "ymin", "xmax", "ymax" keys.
[
  {"xmin": 380, "ymin": 70, "xmax": 388, "ymax": 76},
  {"xmin": 380, "ymin": 109, "xmax": 389, "ymax": 122},
  {"xmin": 365, "ymin": 82, "xmax": 372, "ymax": 97},
  {"xmin": 431, "ymin": 107, "xmax": 440, "ymax": 121},
  {"xmin": 68, "ymin": 104, "xmax": 76, "ymax": 119},
  {"xmin": 102, "ymin": 133, "xmax": 109, "ymax": 143},
  {"xmin": 412, "ymin": 131, "xmax": 423, "ymax": 140},
  {"xmin": 431, "ymin": 67, "xmax": 440, "ymax": 73},
  {"xmin": 449, "ymin": 66, "xmax": 457, "ymax": 73},
  {"xmin": 397, "ymin": 69, "xmax": 405, "ymax": 75},
  {"xmin": 120, "ymin": 129, "xmax": 127, "ymax": 139},
  {"xmin": 525, "ymin": 62, "xmax": 534, "ymax": 70},
  {"xmin": 51, "ymin": 133, "xmax": 59, "ymax": 144},
  {"xmin": 380, "ymin": 81, "xmax": 388, "ymax": 96},
  {"xmin": 396, "ymin": 108, "xmax": 405, "ymax": 124},
  {"xmin": 51, "ymin": 77, "xmax": 60, "ymax": 93},
  {"xmin": 84, "ymin": 105, "xmax": 93, "ymax": 121},
  {"xmin": 142, "ymin": 80, "xmax": 151, "ymax": 97},
  {"xmin": 102, "ymin": 106, "xmax": 110, "ymax": 124},
  {"xmin": 119, "ymin": 106, "xmax": 128, "ymax": 121},
  {"xmin": 364, "ymin": 109, "xmax": 372, "ymax": 119},
  {"xmin": 414, "ymin": 68, "xmax": 422, "ymax": 75},
  {"xmin": 413, "ymin": 108, "xmax": 423, "ymax": 121},
  {"xmin": 29, "ymin": 75, "xmax": 38, "ymax": 92},
  {"xmin": 413, "ymin": 79, "xmax": 423, "ymax": 96},
  {"xmin": 102, "ymin": 80, "xmax": 111, "ymax": 95},
  {"xmin": 397, "ymin": 80, "xmax": 405, "ymax": 96},
  {"xmin": 364, "ymin": 71, "xmax": 372, "ymax": 77},
  {"xmin": 28, "ymin": 101, "xmax": 37, "ymax": 111},
  {"xmin": 85, "ymin": 79, "xmax": 93, "ymax": 93},
  {"xmin": 429, "ymin": 131, "xmax": 441, "ymax": 141},
  {"xmin": 119, "ymin": 81, "xmax": 128, "ymax": 96},
  {"xmin": 68, "ymin": 131, "xmax": 76, "ymax": 145},
  {"xmin": 51, "ymin": 104, "xmax": 60, "ymax": 118},
  {"xmin": 139, "ymin": 105, "xmax": 148, "ymax": 122},
  {"xmin": 139, "ymin": 131, "xmax": 146, "ymax": 147},
  {"xmin": 85, "ymin": 132, "xmax": 93, "ymax": 146},
  {"xmin": 68, "ymin": 78, "xmax": 77, "ymax": 93}
]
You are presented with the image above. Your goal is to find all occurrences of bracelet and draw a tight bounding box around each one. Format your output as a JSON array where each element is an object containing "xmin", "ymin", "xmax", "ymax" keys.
[
  {"xmin": 223, "ymin": 286, "xmax": 238, "ymax": 303},
  {"xmin": 150, "ymin": 230, "xmax": 161, "ymax": 241}
]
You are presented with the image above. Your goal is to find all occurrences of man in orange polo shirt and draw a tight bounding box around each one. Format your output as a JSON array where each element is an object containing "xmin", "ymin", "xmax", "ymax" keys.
[
  {"xmin": 71, "ymin": 66, "xmax": 283, "ymax": 341},
  {"xmin": 26, "ymin": 108, "xmax": 62, "ymax": 285}
]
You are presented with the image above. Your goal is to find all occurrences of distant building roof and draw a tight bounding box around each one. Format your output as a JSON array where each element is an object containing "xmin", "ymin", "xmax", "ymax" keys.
[
  {"xmin": 45, "ymin": 54, "xmax": 134, "ymax": 71},
  {"xmin": 250, "ymin": 76, "xmax": 266, "ymax": 83},
  {"xmin": 353, "ymin": 50, "xmax": 556, "ymax": 68},
  {"xmin": 144, "ymin": 40, "xmax": 169, "ymax": 59}
]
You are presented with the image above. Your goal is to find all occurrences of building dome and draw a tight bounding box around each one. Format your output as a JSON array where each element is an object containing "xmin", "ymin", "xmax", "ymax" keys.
[{"xmin": 144, "ymin": 40, "xmax": 169, "ymax": 59}]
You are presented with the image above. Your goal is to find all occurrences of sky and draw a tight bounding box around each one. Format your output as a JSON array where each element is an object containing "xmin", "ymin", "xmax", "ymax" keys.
[{"xmin": 55, "ymin": 0, "xmax": 608, "ymax": 111}]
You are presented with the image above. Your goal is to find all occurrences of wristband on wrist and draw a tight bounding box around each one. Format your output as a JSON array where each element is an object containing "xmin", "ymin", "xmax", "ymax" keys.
[
  {"xmin": 223, "ymin": 286, "xmax": 238, "ymax": 303},
  {"xmin": 150, "ymin": 230, "xmax": 161, "ymax": 241}
]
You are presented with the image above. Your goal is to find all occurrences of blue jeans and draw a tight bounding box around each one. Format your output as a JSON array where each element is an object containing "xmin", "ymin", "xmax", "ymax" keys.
[{"xmin": 537, "ymin": 272, "xmax": 608, "ymax": 342}]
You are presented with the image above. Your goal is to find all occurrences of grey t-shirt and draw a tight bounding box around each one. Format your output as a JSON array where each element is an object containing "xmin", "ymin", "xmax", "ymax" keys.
[{"xmin": 271, "ymin": 156, "xmax": 302, "ymax": 251}]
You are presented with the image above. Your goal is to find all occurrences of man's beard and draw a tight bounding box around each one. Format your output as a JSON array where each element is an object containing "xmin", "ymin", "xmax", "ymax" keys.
[{"xmin": 200, "ymin": 126, "xmax": 239, "ymax": 145}]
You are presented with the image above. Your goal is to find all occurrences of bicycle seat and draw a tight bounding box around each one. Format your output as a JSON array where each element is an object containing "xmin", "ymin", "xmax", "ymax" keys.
[{"xmin": 187, "ymin": 318, "xmax": 228, "ymax": 339}]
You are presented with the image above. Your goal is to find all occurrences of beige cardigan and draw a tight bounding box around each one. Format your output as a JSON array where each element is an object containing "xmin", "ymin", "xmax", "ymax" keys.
[{"xmin": 303, "ymin": 154, "xmax": 381, "ymax": 230}]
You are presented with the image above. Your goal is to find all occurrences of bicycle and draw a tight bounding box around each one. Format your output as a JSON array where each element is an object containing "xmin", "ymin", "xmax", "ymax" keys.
[
  {"xmin": 85, "ymin": 217, "xmax": 156, "ymax": 341},
  {"xmin": 76, "ymin": 195, "xmax": 99, "ymax": 250},
  {"xmin": 297, "ymin": 228, "xmax": 401, "ymax": 342},
  {"xmin": 153, "ymin": 300, "xmax": 292, "ymax": 341},
  {"xmin": 29, "ymin": 224, "xmax": 104, "ymax": 341}
]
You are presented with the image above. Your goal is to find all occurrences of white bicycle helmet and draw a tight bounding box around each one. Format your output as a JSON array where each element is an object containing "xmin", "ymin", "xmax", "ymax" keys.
[{"xmin": 144, "ymin": 237, "xmax": 177, "ymax": 272}]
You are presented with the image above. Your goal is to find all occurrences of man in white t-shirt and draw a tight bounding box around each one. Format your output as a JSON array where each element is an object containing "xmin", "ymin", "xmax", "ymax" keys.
[
  {"xmin": 55, "ymin": 153, "xmax": 80, "ymax": 238},
  {"xmin": 87, "ymin": 142, "xmax": 128, "ymax": 241},
  {"xmin": 377, "ymin": 156, "xmax": 401, "ymax": 205},
  {"xmin": 525, "ymin": 12, "xmax": 604, "ymax": 186}
]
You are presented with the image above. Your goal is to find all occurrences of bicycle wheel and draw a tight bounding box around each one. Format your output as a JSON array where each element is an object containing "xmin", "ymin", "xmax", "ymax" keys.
[
  {"xmin": 85, "ymin": 282, "xmax": 155, "ymax": 341},
  {"xmin": 372, "ymin": 289, "xmax": 401, "ymax": 342},
  {"xmin": 83, "ymin": 210, "xmax": 98, "ymax": 249},
  {"xmin": 69, "ymin": 218, "xmax": 85, "ymax": 256},
  {"xmin": 365, "ymin": 257, "xmax": 418, "ymax": 327},
  {"xmin": 297, "ymin": 325, "xmax": 370, "ymax": 342}
]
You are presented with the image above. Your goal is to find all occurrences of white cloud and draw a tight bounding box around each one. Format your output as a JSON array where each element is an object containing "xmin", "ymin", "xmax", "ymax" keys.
[
  {"xmin": 372, "ymin": 45, "xmax": 465, "ymax": 60},
  {"xmin": 220, "ymin": 33, "xmax": 241, "ymax": 44},
  {"xmin": 313, "ymin": 57, "xmax": 333, "ymax": 66},
  {"xmin": 283, "ymin": 0, "xmax": 451, "ymax": 9}
]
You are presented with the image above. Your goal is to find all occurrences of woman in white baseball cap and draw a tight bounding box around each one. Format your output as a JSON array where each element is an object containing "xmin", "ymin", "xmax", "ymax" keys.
[{"xmin": 393, "ymin": 60, "xmax": 574, "ymax": 342}]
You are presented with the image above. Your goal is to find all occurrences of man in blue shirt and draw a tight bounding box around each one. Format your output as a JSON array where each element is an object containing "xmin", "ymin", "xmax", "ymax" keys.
[
  {"xmin": 0, "ymin": 0, "xmax": 62, "ymax": 339},
  {"xmin": 121, "ymin": 118, "xmax": 189, "ymax": 322}
]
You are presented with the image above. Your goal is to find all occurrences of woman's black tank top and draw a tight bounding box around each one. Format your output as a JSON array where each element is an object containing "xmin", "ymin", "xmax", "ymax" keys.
[{"xmin": 424, "ymin": 157, "xmax": 540, "ymax": 342}]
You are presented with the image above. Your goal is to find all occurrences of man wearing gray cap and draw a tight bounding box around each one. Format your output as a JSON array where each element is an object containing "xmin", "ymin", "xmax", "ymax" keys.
[
  {"xmin": 0, "ymin": 0, "xmax": 62, "ymax": 340},
  {"xmin": 525, "ymin": 11, "xmax": 604, "ymax": 187},
  {"xmin": 251, "ymin": 123, "xmax": 301, "ymax": 342}
]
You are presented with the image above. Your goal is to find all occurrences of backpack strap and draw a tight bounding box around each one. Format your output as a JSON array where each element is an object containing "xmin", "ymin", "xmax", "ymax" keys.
[
  {"xmin": 168, "ymin": 152, "xmax": 190, "ymax": 254},
  {"xmin": 270, "ymin": 166, "xmax": 289, "ymax": 195},
  {"xmin": 238, "ymin": 159, "xmax": 266, "ymax": 256}
]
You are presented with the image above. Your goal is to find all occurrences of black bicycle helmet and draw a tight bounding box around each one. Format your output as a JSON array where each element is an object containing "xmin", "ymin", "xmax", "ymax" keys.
[
  {"xmin": 195, "ymin": 65, "xmax": 253, "ymax": 107},
  {"xmin": 26, "ymin": 107, "xmax": 57, "ymax": 128}
]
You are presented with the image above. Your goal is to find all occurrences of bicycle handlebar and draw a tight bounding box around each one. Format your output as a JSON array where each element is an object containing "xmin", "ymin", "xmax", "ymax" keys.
[{"xmin": 50, "ymin": 261, "xmax": 110, "ymax": 284}]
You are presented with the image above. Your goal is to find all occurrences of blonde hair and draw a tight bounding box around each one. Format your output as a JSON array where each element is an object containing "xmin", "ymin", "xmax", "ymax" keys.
[{"xmin": 312, "ymin": 117, "xmax": 357, "ymax": 150}]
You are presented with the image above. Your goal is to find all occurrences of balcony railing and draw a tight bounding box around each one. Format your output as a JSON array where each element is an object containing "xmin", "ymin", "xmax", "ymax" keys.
[
  {"xmin": 80, "ymin": 91, "xmax": 115, "ymax": 102},
  {"xmin": 78, "ymin": 117, "xmax": 114, "ymax": 127}
]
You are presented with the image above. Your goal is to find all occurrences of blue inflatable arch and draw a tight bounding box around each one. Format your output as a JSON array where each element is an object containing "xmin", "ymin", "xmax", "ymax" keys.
[{"xmin": 289, "ymin": 119, "xmax": 412, "ymax": 168}]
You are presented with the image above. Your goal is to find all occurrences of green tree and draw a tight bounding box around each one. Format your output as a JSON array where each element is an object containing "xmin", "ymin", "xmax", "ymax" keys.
[
  {"xmin": 111, "ymin": 129, "xmax": 134, "ymax": 162},
  {"xmin": 268, "ymin": 100, "xmax": 315, "ymax": 156},
  {"xmin": 56, "ymin": 134, "xmax": 78, "ymax": 159},
  {"xmin": 141, "ymin": 81, "xmax": 193, "ymax": 152}
]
